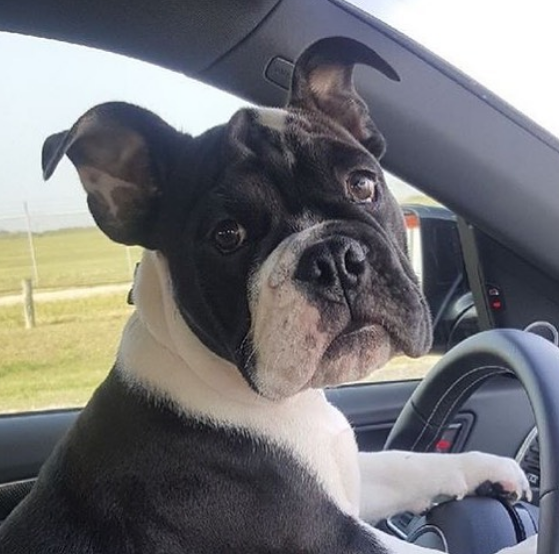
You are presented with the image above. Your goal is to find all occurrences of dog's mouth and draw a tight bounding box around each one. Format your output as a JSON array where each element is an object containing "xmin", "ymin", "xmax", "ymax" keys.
[
  {"xmin": 306, "ymin": 320, "xmax": 394, "ymax": 389},
  {"xmin": 246, "ymin": 302, "xmax": 429, "ymax": 399},
  {"xmin": 323, "ymin": 304, "xmax": 425, "ymax": 359},
  {"xmin": 324, "ymin": 320, "xmax": 389, "ymax": 358}
]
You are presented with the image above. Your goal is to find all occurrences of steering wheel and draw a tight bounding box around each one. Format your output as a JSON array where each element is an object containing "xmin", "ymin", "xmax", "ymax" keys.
[{"xmin": 384, "ymin": 328, "xmax": 559, "ymax": 554}]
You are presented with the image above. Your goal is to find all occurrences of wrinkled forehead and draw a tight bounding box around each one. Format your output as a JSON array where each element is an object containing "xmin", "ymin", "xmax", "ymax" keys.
[
  {"xmin": 253, "ymin": 107, "xmax": 292, "ymax": 133},
  {"xmin": 226, "ymin": 106, "xmax": 361, "ymax": 149},
  {"xmin": 211, "ymin": 106, "xmax": 387, "ymax": 225},
  {"xmin": 220, "ymin": 107, "xmax": 376, "ymax": 188}
]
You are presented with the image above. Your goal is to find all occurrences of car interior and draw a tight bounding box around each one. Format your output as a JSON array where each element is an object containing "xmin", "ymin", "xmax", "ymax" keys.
[{"xmin": 2, "ymin": 0, "xmax": 559, "ymax": 552}]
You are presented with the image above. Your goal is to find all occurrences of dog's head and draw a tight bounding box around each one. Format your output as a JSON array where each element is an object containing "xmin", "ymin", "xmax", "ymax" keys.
[{"xmin": 42, "ymin": 38, "xmax": 432, "ymax": 400}]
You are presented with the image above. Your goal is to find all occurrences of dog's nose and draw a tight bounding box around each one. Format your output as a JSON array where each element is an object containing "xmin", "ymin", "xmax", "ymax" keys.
[{"xmin": 295, "ymin": 237, "xmax": 367, "ymax": 299}]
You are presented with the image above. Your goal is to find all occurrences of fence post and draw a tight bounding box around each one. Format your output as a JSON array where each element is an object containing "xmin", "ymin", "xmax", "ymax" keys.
[
  {"xmin": 23, "ymin": 202, "xmax": 39, "ymax": 285},
  {"xmin": 22, "ymin": 279, "xmax": 35, "ymax": 329}
]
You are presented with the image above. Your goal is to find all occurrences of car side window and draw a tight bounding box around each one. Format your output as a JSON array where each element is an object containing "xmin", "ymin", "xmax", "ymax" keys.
[
  {"xmin": 0, "ymin": 33, "xmax": 245, "ymax": 413},
  {"xmin": 0, "ymin": 33, "xmax": 473, "ymax": 413},
  {"xmin": 360, "ymin": 173, "xmax": 478, "ymax": 384}
]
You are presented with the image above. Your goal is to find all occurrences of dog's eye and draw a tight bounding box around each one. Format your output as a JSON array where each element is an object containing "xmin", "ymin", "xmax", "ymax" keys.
[
  {"xmin": 347, "ymin": 172, "xmax": 377, "ymax": 203},
  {"xmin": 213, "ymin": 220, "xmax": 247, "ymax": 253}
]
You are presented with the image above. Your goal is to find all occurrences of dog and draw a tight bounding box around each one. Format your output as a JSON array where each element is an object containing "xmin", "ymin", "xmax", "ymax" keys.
[{"xmin": 0, "ymin": 37, "xmax": 535, "ymax": 554}]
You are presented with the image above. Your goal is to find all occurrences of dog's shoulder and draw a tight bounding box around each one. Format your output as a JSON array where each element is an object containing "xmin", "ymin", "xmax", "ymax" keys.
[{"xmin": 0, "ymin": 371, "xmax": 362, "ymax": 553}]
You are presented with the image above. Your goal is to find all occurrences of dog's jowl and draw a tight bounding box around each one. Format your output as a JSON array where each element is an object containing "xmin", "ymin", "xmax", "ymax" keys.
[{"xmin": 0, "ymin": 38, "xmax": 534, "ymax": 554}]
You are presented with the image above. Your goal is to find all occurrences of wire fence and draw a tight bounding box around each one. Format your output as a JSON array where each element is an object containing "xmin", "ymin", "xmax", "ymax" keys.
[{"xmin": 0, "ymin": 209, "xmax": 141, "ymax": 296}]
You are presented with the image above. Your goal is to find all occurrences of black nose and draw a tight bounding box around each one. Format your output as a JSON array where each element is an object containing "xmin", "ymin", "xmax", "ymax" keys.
[{"xmin": 295, "ymin": 237, "xmax": 367, "ymax": 299}]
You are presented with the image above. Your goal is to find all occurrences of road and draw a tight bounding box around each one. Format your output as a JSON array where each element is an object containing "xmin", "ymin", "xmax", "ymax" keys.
[{"xmin": 0, "ymin": 283, "xmax": 131, "ymax": 306}]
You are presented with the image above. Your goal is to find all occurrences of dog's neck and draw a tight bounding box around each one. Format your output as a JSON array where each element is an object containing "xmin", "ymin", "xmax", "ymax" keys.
[
  {"xmin": 116, "ymin": 250, "xmax": 362, "ymax": 517},
  {"xmin": 119, "ymin": 249, "xmax": 264, "ymax": 406}
]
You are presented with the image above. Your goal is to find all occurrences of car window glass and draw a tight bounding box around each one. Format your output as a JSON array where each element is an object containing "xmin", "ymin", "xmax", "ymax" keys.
[
  {"xmin": 347, "ymin": 0, "xmax": 559, "ymax": 141},
  {"xmin": 1, "ymin": 33, "xmax": 465, "ymax": 413},
  {"xmin": 360, "ymin": 176, "xmax": 444, "ymax": 384},
  {"xmin": 0, "ymin": 33, "xmax": 246, "ymax": 413}
]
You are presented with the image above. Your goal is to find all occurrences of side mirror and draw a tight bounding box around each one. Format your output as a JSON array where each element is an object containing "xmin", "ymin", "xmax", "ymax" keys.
[{"xmin": 403, "ymin": 205, "xmax": 479, "ymax": 353}]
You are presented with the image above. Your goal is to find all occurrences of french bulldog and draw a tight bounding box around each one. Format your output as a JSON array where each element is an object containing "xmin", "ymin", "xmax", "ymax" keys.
[{"xmin": 0, "ymin": 37, "xmax": 534, "ymax": 554}]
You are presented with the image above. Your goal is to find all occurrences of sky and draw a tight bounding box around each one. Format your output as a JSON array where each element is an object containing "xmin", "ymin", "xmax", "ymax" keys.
[
  {"xmin": 0, "ymin": 33, "xmax": 246, "ymax": 231},
  {"xmin": 351, "ymin": 0, "xmax": 559, "ymax": 136},
  {"xmin": 2, "ymin": 1, "xmax": 559, "ymax": 231}
]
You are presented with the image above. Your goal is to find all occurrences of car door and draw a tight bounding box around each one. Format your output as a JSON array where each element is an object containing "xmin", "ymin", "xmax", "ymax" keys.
[{"xmin": 0, "ymin": 29, "xmax": 538, "ymax": 527}]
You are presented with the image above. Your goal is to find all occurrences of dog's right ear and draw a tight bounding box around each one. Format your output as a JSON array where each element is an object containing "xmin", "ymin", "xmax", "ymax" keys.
[
  {"xmin": 288, "ymin": 37, "xmax": 399, "ymax": 159},
  {"xmin": 42, "ymin": 102, "xmax": 181, "ymax": 248}
]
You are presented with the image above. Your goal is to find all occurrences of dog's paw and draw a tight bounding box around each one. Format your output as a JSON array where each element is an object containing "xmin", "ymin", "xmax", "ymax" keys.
[{"xmin": 461, "ymin": 451, "xmax": 531, "ymax": 503}]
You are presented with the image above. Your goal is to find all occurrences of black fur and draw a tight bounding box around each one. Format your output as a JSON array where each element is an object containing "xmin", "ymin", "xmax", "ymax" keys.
[
  {"xmin": 0, "ymin": 38, "xmax": 430, "ymax": 553},
  {"xmin": 0, "ymin": 371, "xmax": 388, "ymax": 554}
]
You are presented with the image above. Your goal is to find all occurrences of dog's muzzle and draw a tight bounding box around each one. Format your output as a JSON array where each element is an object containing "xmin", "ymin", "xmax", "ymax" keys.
[{"xmin": 246, "ymin": 222, "xmax": 432, "ymax": 400}]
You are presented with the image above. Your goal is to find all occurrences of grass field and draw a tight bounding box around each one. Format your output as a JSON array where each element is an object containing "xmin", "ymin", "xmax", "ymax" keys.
[
  {"xmin": 0, "ymin": 227, "xmax": 142, "ymax": 295},
  {"xmin": 0, "ymin": 226, "xmax": 140, "ymax": 412},
  {"xmin": 0, "ymin": 290, "xmax": 437, "ymax": 413},
  {"xmin": 0, "ymin": 289, "xmax": 437, "ymax": 413},
  {"xmin": 0, "ymin": 292, "xmax": 133, "ymax": 413},
  {"xmin": 0, "ymin": 226, "xmax": 437, "ymax": 413}
]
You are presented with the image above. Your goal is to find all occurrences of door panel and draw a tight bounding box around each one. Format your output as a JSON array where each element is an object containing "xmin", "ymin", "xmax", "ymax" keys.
[
  {"xmin": 0, "ymin": 376, "xmax": 535, "ymax": 523},
  {"xmin": 326, "ymin": 376, "xmax": 535, "ymax": 457}
]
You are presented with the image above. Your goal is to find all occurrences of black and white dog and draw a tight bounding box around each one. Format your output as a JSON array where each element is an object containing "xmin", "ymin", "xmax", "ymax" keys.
[{"xmin": 0, "ymin": 38, "xmax": 535, "ymax": 554}]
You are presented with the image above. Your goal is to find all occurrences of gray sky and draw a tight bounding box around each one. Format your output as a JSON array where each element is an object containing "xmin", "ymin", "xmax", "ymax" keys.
[
  {"xmin": 0, "ymin": 33, "xmax": 245, "ymax": 230},
  {"xmin": 3, "ymin": 1, "xmax": 559, "ymax": 230},
  {"xmin": 351, "ymin": 0, "xmax": 559, "ymax": 138}
]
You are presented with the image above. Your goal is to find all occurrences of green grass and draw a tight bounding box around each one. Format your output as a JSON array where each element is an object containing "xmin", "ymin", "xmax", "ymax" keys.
[
  {"xmin": 0, "ymin": 289, "xmax": 439, "ymax": 412},
  {"xmin": 0, "ymin": 227, "xmax": 142, "ymax": 295},
  {"xmin": 0, "ymin": 226, "xmax": 437, "ymax": 413},
  {"xmin": 0, "ymin": 293, "xmax": 133, "ymax": 413}
]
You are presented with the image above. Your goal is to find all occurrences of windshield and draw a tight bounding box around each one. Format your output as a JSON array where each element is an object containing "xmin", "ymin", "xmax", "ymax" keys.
[{"xmin": 347, "ymin": 0, "xmax": 559, "ymax": 140}]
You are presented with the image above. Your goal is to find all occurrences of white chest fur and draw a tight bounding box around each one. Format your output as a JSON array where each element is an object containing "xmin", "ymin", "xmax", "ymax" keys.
[{"xmin": 117, "ymin": 251, "xmax": 361, "ymax": 516}]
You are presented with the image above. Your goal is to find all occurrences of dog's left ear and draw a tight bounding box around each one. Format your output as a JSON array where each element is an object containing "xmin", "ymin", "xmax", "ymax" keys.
[
  {"xmin": 287, "ymin": 37, "xmax": 399, "ymax": 159},
  {"xmin": 42, "ymin": 102, "xmax": 183, "ymax": 248}
]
